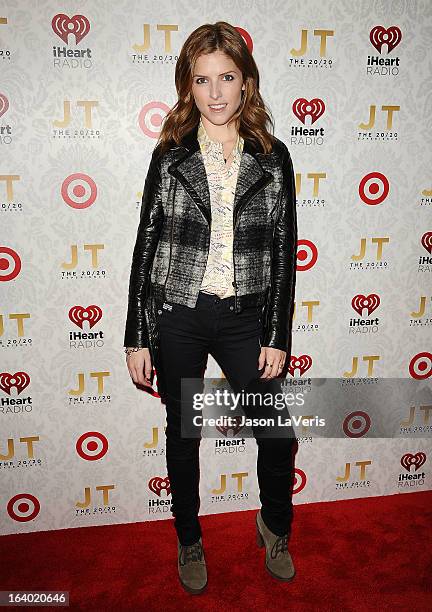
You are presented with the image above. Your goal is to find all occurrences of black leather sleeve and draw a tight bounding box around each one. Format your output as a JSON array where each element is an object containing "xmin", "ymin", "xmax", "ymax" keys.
[
  {"xmin": 123, "ymin": 147, "xmax": 164, "ymax": 348},
  {"xmin": 262, "ymin": 143, "xmax": 298, "ymax": 353}
]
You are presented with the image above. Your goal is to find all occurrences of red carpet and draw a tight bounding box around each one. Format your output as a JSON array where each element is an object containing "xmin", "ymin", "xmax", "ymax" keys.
[{"xmin": 2, "ymin": 490, "xmax": 431, "ymax": 611}]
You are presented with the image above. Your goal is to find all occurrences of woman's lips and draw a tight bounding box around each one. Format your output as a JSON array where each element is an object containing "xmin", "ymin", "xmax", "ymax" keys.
[{"xmin": 208, "ymin": 103, "xmax": 227, "ymax": 112}]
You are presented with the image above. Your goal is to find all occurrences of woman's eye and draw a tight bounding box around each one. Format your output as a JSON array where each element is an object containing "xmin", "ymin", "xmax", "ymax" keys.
[{"xmin": 195, "ymin": 75, "xmax": 234, "ymax": 84}]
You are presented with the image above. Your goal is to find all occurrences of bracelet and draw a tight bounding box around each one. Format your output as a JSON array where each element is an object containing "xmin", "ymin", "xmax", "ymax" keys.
[{"xmin": 124, "ymin": 347, "xmax": 144, "ymax": 357}]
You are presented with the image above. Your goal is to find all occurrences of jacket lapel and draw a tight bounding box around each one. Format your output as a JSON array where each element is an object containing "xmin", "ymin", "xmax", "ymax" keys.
[{"xmin": 167, "ymin": 123, "xmax": 274, "ymax": 228}]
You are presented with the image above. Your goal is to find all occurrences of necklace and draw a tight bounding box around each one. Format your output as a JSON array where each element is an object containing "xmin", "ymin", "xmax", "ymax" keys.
[{"xmin": 223, "ymin": 143, "xmax": 236, "ymax": 165}]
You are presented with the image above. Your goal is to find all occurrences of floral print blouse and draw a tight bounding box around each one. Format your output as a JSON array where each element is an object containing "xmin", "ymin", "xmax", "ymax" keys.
[{"xmin": 197, "ymin": 118, "xmax": 244, "ymax": 298}]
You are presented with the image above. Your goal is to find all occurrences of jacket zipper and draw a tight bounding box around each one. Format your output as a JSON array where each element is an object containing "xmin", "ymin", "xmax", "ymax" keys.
[
  {"xmin": 263, "ymin": 190, "xmax": 283, "ymax": 340},
  {"xmin": 163, "ymin": 179, "xmax": 177, "ymax": 301}
]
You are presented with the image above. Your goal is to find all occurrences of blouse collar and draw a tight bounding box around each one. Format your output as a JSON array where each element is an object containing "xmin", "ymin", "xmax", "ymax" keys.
[{"xmin": 197, "ymin": 117, "xmax": 244, "ymax": 159}]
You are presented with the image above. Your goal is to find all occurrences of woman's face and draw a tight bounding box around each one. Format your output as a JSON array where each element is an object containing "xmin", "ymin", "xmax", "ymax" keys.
[{"xmin": 191, "ymin": 49, "xmax": 245, "ymax": 128}]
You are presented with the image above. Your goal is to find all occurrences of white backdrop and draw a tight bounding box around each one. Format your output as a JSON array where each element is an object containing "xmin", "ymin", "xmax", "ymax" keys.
[{"xmin": 1, "ymin": 0, "xmax": 431, "ymax": 535}]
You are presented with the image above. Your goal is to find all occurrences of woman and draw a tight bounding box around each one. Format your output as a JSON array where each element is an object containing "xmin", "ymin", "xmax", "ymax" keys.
[{"xmin": 124, "ymin": 21, "xmax": 298, "ymax": 594}]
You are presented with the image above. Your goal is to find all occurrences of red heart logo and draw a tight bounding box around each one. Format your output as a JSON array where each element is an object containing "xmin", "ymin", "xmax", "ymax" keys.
[
  {"xmin": 369, "ymin": 26, "xmax": 402, "ymax": 54},
  {"xmin": 400, "ymin": 452, "xmax": 426, "ymax": 472},
  {"xmin": 148, "ymin": 476, "xmax": 171, "ymax": 497},
  {"xmin": 216, "ymin": 416, "xmax": 245, "ymax": 436},
  {"xmin": 292, "ymin": 98, "xmax": 325, "ymax": 125},
  {"xmin": 352, "ymin": 294, "xmax": 381, "ymax": 316},
  {"xmin": 421, "ymin": 231, "xmax": 432, "ymax": 254},
  {"xmin": 0, "ymin": 93, "xmax": 9, "ymax": 118},
  {"xmin": 0, "ymin": 371, "xmax": 31, "ymax": 395},
  {"xmin": 52, "ymin": 14, "xmax": 90, "ymax": 45},
  {"xmin": 288, "ymin": 355, "xmax": 312, "ymax": 377},
  {"xmin": 69, "ymin": 305, "xmax": 103, "ymax": 329}
]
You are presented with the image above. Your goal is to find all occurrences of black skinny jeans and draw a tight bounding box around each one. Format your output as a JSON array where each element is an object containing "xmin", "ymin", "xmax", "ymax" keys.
[{"xmin": 155, "ymin": 290, "xmax": 297, "ymax": 546}]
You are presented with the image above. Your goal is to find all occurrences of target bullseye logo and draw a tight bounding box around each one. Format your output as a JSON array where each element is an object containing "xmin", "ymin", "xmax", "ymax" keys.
[
  {"xmin": 235, "ymin": 27, "xmax": 253, "ymax": 53},
  {"xmin": 62, "ymin": 173, "xmax": 97, "ymax": 209},
  {"xmin": 296, "ymin": 239, "xmax": 317, "ymax": 271},
  {"xmin": 0, "ymin": 246, "xmax": 22, "ymax": 281},
  {"xmin": 293, "ymin": 468, "xmax": 307, "ymax": 494},
  {"xmin": 7, "ymin": 493, "xmax": 40, "ymax": 522},
  {"xmin": 139, "ymin": 101, "xmax": 171, "ymax": 138},
  {"xmin": 343, "ymin": 411, "xmax": 371, "ymax": 438},
  {"xmin": 408, "ymin": 352, "xmax": 432, "ymax": 380},
  {"xmin": 359, "ymin": 172, "xmax": 389, "ymax": 205},
  {"xmin": 76, "ymin": 431, "xmax": 108, "ymax": 461}
]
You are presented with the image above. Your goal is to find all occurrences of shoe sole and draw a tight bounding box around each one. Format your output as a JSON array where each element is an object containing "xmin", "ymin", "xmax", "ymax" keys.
[
  {"xmin": 178, "ymin": 574, "xmax": 208, "ymax": 595},
  {"xmin": 256, "ymin": 514, "xmax": 296, "ymax": 582}
]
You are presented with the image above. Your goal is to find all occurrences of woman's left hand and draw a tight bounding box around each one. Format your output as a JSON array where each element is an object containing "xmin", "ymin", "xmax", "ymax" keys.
[{"xmin": 258, "ymin": 347, "xmax": 286, "ymax": 379}]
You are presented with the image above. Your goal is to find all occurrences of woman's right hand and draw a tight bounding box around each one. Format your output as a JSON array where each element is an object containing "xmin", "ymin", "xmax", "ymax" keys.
[{"xmin": 126, "ymin": 348, "xmax": 153, "ymax": 388}]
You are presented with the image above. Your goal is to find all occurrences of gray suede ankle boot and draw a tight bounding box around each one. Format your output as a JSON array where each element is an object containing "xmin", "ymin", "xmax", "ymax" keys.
[
  {"xmin": 177, "ymin": 536, "xmax": 208, "ymax": 594},
  {"xmin": 256, "ymin": 510, "xmax": 295, "ymax": 581}
]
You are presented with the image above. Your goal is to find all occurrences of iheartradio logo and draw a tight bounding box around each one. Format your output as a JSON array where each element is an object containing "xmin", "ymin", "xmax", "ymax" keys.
[
  {"xmin": 421, "ymin": 231, "xmax": 432, "ymax": 254},
  {"xmin": 288, "ymin": 355, "xmax": 312, "ymax": 377},
  {"xmin": 216, "ymin": 416, "xmax": 244, "ymax": 437},
  {"xmin": 292, "ymin": 98, "xmax": 325, "ymax": 125},
  {"xmin": 52, "ymin": 14, "xmax": 90, "ymax": 45},
  {"xmin": 400, "ymin": 452, "xmax": 426, "ymax": 472},
  {"xmin": 351, "ymin": 294, "xmax": 380, "ymax": 316},
  {"xmin": 148, "ymin": 476, "xmax": 171, "ymax": 497},
  {"xmin": 0, "ymin": 371, "xmax": 30, "ymax": 395},
  {"xmin": 369, "ymin": 26, "xmax": 402, "ymax": 54},
  {"xmin": 69, "ymin": 305, "xmax": 102, "ymax": 329},
  {"xmin": 0, "ymin": 93, "xmax": 9, "ymax": 118}
]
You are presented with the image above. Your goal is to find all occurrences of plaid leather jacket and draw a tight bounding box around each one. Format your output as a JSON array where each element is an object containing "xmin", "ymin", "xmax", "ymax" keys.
[{"xmin": 124, "ymin": 123, "xmax": 297, "ymax": 395}]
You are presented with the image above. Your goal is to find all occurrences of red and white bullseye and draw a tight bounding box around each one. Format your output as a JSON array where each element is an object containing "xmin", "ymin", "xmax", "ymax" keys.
[
  {"xmin": 343, "ymin": 411, "xmax": 371, "ymax": 438},
  {"xmin": 62, "ymin": 173, "xmax": 97, "ymax": 209},
  {"xmin": 359, "ymin": 171, "xmax": 389, "ymax": 205},
  {"xmin": 76, "ymin": 431, "xmax": 109, "ymax": 461}
]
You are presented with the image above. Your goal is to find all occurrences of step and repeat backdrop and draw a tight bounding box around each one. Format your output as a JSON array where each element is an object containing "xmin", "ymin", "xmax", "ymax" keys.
[{"xmin": 1, "ymin": 1, "xmax": 431, "ymax": 536}]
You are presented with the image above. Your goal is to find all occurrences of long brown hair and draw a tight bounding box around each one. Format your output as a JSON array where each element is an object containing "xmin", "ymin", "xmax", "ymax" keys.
[{"xmin": 156, "ymin": 21, "xmax": 275, "ymax": 155}]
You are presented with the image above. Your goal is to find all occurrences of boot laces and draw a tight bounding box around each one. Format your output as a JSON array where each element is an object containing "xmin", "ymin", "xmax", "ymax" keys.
[
  {"xmin": 271, "ymin": 533, "xmax": 288, "ymax": 559},
  {"xmin": 179, "ymin": 540, "xmax": 203, "ymax": 566}
]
